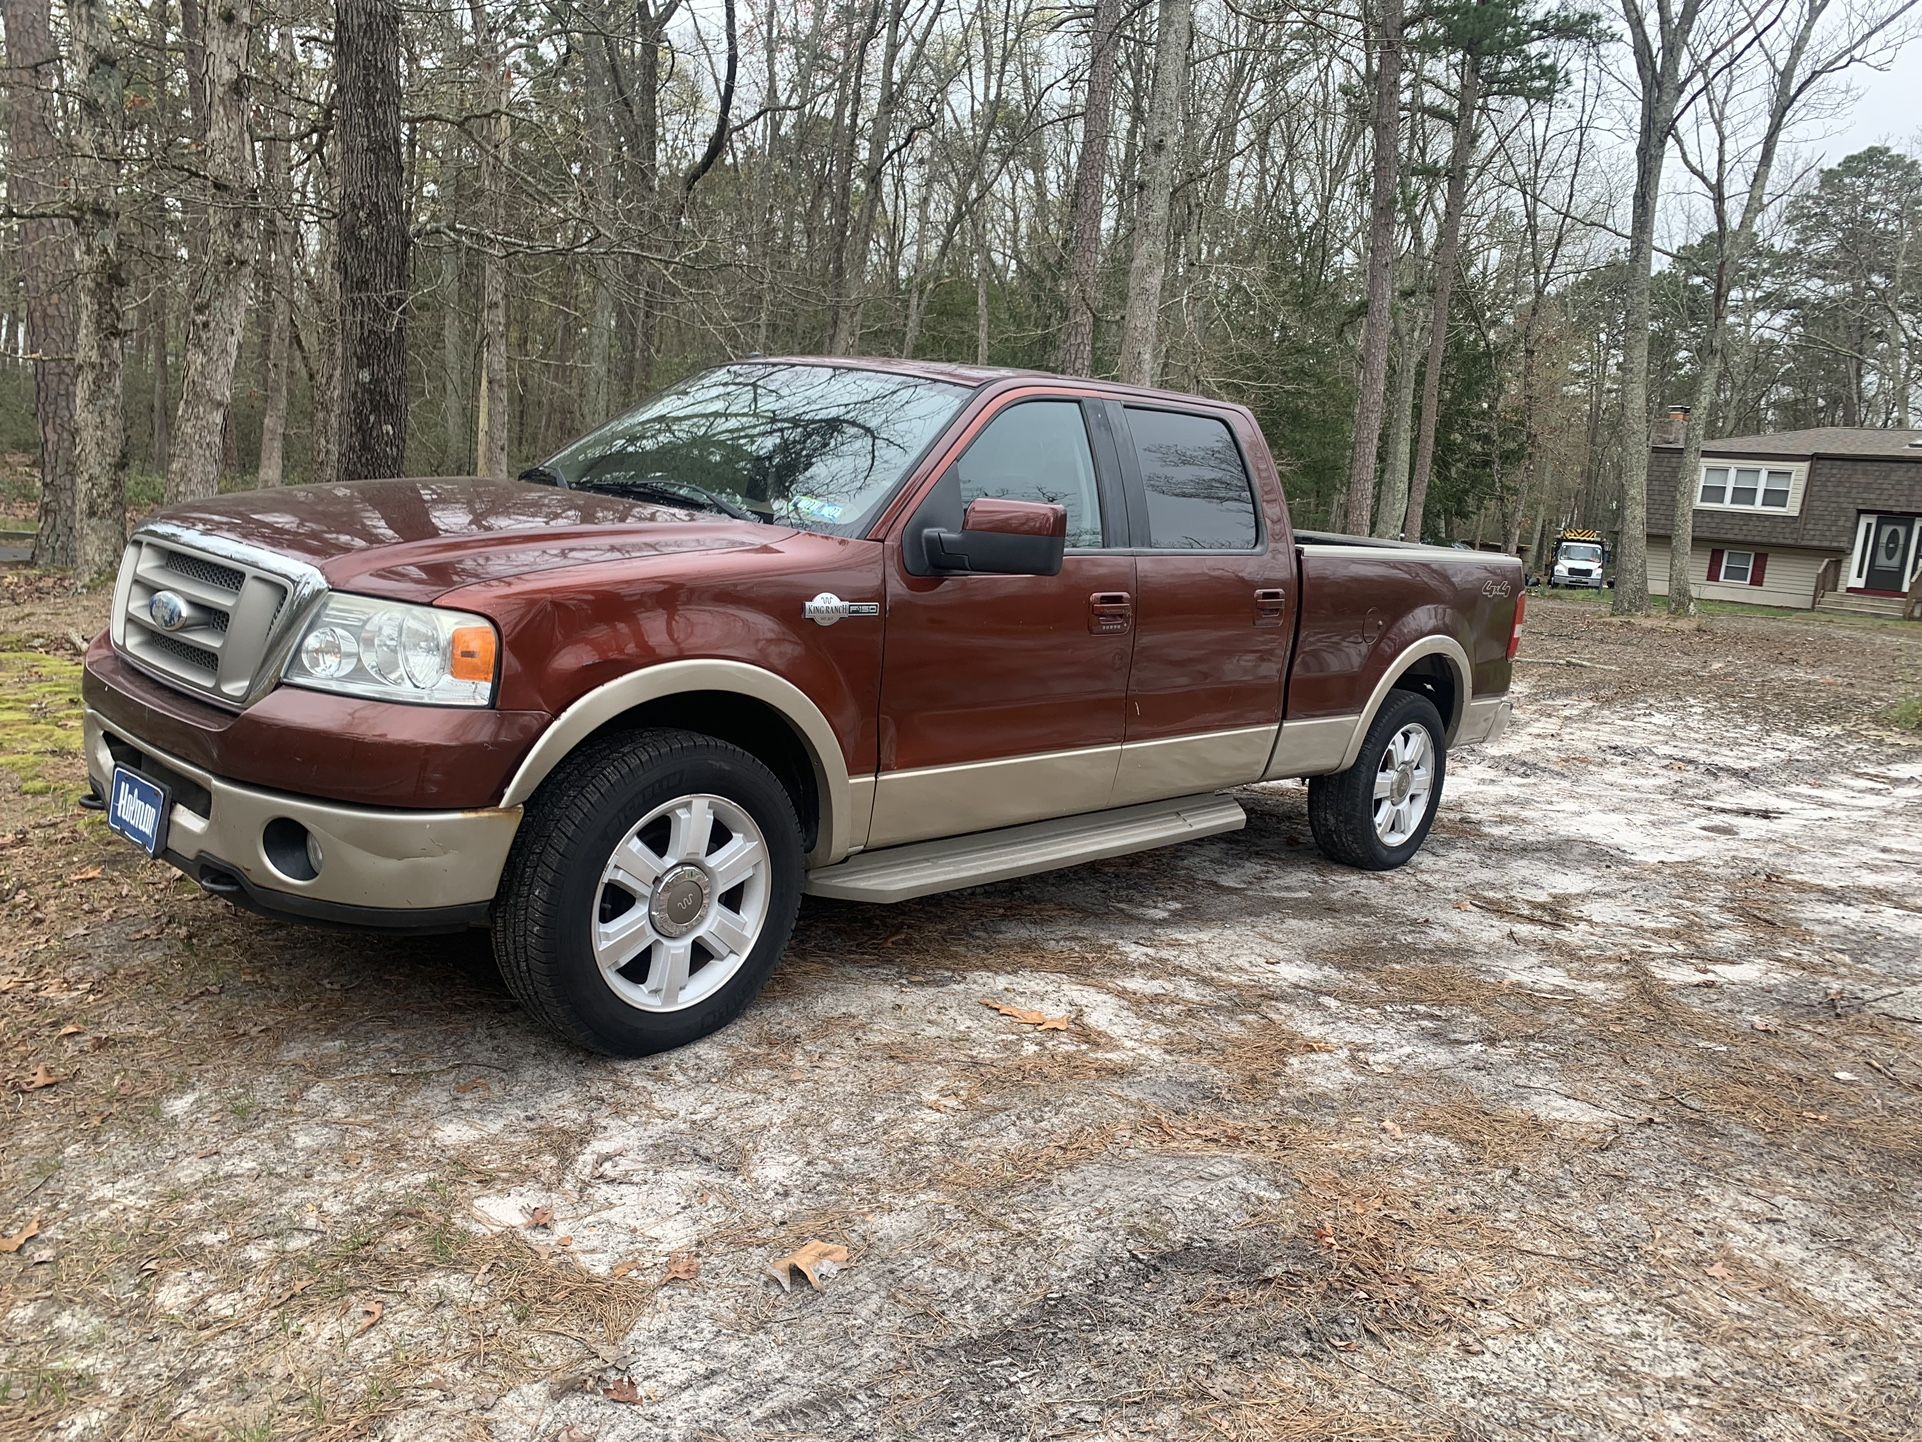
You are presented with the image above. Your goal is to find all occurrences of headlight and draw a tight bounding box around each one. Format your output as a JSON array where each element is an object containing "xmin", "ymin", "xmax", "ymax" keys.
[{"xmin": 284, "ymin": 595, "xmax": 498, "ymax": 707}]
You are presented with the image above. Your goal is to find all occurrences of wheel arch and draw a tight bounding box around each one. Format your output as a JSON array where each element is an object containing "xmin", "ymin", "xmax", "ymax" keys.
[
  {"xmin": 1337, "ymin": 635, "xmax": 1471, "ymax": 772},
  {"xmin": 500, "ymin": 661, "xmax": 860, "ymax": 866}
]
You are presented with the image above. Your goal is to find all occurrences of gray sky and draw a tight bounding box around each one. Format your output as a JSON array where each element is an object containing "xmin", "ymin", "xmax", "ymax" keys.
[{"xmin": 1811, "ymin": 44, "xmax": 1922, "ymax": 159}]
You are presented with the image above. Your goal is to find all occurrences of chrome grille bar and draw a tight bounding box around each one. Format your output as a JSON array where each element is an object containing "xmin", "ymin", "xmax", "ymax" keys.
[{"xmin": 111, "ymin": 525, "xmax": 329, "ymax": 708}]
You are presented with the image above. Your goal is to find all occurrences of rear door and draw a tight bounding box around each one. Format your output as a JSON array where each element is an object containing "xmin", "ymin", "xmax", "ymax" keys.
[
  {"xmin": 870, "ymin": 394, "xmax": 1137, "ymax": 848},
  {"xmin": 1108, "ymin": 402, "xmax": 1297, "ymax": 805}
]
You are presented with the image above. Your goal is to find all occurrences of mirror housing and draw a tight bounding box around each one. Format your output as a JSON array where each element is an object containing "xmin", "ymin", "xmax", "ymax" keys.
[{"xmin": 921, "ymin": 497, "xmax": 1068, "ymax": 577}]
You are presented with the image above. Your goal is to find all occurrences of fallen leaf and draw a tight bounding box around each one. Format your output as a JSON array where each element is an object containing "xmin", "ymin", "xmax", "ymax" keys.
[
  {"xmin": 610, "ymin": 1257, "xmax": 640, "ymax": 1279},
  {"xmin": 980, "ymin": 1000, "xmax": 1070, "ymax": 1032},
  {"xmin": 454, "ymin": 1076, "xmax": 493, "ymax": 1097},
  {"xmin": 662, "ymin": 1253, "xmax": 700, "ymax": 1283},
  {"xmin": 1379, "ymin": 1119, "xmax": 1404, "ymax": 1140},
  {"xmin": 1751, "ymin": 1018, "xmax": 1780, "ymax": 1034},
  {"xmin": 20, "ymin": 1065, "xmax": 65, "ymax": 1091},
  {"xmin": 1702, "ymin": 1261, "xmax": 1731, "ymax": 1280},
  {"xmin": 355, "ymin": 1299, "xmax": 384, "ymax": 1334},
  {"xmin": 768, "ymin": 1239, "xmax": 850, "ymax": 1292},
  {"xmin": 523, "ymin": 1206, "xmax": 554, "ymax": 1229},
  {"xmin": 556, "ymin": 1235, "xmax": 573, "ymax": 1248},
  {"xmin": 55, "ymin": 1024, "xmax": 82, "ymax": 1038},
  {"xmin": 0, "ymin": 1218, "xmax": 41, "ymax": 1253},
  {"xmin": 604, "ymin": 1378, "xmax": 641, "ymax": 1404},
  {"xmin": 66, "ymin": 867, "xmax": 102, "ymax": 882}
]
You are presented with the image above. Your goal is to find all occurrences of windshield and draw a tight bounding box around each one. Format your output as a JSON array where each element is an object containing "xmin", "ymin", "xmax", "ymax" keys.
[
  {"xmin": 535, "ymin": 362, "xmax": 971, "ymax": 536},
  {"xmin": 1561, "ymin": 544, "xmax": 1603, "ymax": 563}
]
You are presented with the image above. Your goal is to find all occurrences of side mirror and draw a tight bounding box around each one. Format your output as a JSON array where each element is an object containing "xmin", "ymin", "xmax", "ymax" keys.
[{"xmin": 921, "ymin": 497, "xmax": 1067, "ymax": 577}]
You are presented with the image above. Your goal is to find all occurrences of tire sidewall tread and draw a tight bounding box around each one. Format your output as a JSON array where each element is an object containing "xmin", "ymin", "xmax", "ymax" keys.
[
  {"xmin": 1307, "ymin": 691, "xmax": 1448, "ymax": 871},
  {"xmin": 491, "ymin": 727, "xmax": 804, "ymax": 1056}
]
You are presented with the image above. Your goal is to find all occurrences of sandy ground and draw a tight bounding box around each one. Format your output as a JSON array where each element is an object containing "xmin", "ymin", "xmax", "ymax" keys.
[{"xmin": 3, "ymin": 585, "xmax": 1921, "ymax": 1442}]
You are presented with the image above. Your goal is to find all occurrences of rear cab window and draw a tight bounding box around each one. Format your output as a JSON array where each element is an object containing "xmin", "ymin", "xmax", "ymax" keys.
[{"xmin": 1122, "ymin": 407, "xmax": 1260, "ymax": 551}]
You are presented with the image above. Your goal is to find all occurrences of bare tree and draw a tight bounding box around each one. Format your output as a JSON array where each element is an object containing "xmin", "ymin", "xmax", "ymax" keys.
[
  {"xmin": 1667, "ymin": 0, "xmax": 1919, "ymax": 613},
  {"xmin": 166, "ymin": 0, "xmax": 257, "ymax": 504},
  {"xmin": 1116, "ymin": 0, "xmax": 1192, "ymax": 386},
  {"xmin": 1058, "ymin": 0, "xmax": 1122, "ymax": 376},
  {"xmin": 1614, "ymin": 0, "xmax": 1707, "ymax": 614},
  {"xmin": 68, "ymin": 0, "xmax": 129, "ymax": 577},
  {"xmin": 1343, "ymin": 0, "xmax": 1405, "ymax": 534},
  {"xmin": 255, "ymin": 25, "xmax": 295, "ymax": 486},
  {"xmin": 469, "ymin": 0, "xmax": 510, "ymax": 479},
  {"xmin": 336, "ymin": 0, "xmax": 408, "ymax": 480},
  {"xmin": 1, "ymin": 0, "xmax": 76, "ymax": 565}
]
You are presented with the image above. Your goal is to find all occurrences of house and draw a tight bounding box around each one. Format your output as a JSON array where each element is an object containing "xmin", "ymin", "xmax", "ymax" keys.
[{"xmin": 1647, "ymin": 416, "xmax": 1922, "ymax": 613}]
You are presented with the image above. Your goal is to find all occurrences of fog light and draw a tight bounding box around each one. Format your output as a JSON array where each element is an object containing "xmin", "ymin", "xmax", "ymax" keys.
[{"xmin": 262, "ymin": 817, "xmax": 320, "ymax": 882}]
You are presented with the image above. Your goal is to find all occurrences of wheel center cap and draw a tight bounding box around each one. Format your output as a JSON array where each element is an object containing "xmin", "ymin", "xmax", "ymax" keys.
[
  {"xmin": 649, "ymin": 864, "xmax": 711, "ymax": 939},
  {"xmin": 1391, "ymin": 766, "xmax": 1413, "ymax": 804}
]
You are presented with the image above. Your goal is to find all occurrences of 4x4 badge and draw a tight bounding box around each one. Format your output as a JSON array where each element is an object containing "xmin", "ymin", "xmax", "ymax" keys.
[{"xmin": 803, "ymin": 592, "xmax": 880, "ymax": 627}]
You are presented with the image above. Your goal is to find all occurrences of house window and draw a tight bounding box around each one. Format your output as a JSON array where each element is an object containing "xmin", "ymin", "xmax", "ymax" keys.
[
  {"xmin": 1698, "ymin": 462, "xmax": 1799, "ymax": 511},
  {"xmin": 1707, "ymin": 548, "xmax": 1768, "ymax": 587}
]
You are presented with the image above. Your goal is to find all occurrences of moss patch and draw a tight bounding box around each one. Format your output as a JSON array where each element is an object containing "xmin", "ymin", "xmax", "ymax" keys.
[{"xmin": 0, "ymin": 641, "xmax": 86, "ymax": 796}]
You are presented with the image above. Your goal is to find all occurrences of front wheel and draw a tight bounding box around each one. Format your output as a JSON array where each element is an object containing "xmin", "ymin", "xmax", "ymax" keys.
[
  {"xmin": 1307, "ymin": 691, "xmax": 1447, "ymax": 871},
  {"xmin": 491, "ymin": 728, "xmax": 804, "ymax": 1056}
]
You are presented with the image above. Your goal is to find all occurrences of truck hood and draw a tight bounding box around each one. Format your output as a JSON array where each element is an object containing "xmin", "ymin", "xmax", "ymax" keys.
[{"xmin": 150, "ymin": 478, "xmax": 794, "ymax": 601}]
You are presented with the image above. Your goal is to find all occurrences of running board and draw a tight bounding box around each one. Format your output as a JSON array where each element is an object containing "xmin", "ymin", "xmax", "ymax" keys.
[{"xmin": 803, "ymin": 792, "xmax": 1246, "ymax": 904}]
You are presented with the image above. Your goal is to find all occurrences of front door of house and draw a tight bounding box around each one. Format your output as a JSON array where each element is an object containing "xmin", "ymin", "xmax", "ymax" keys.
[{"xmin": 1864, "ymin": 515, "xmax": 1916, "ymax": 592}]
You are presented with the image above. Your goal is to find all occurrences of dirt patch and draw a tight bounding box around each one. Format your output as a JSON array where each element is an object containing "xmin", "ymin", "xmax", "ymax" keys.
[{"xmin": 3, "ymin": 592, "xmax": 1920, "ymax": 1441}]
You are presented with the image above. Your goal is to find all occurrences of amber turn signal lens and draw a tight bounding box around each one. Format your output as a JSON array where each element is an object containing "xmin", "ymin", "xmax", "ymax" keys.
[{"xmin": 449, "ymin": 625, "xmax": 497, "ymax": 683}]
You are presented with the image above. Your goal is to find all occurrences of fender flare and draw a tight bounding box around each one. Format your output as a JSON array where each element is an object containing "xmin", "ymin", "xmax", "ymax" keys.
[
  {"xmin": 1337, "ymin": 635, "xmax": 1472, "ymax": 772},
  {"xmin": 499, "ymin": 660, "xmax": 858, "ymax": 865}
]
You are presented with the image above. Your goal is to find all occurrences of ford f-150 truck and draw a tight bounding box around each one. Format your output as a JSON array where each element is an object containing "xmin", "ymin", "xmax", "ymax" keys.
[{"xmin": 83, "ymin": 358, "xmax": 1523, "ymax": 1055}]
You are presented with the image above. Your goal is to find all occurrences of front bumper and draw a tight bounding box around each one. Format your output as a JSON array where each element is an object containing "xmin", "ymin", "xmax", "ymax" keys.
[
  {"xmin": 85, "ymin": 709, "xmax": 521, "ymax": 931},
  {"xmin": 1553, "ymin": 573, "xmax": 1605, "ymax": 588}
]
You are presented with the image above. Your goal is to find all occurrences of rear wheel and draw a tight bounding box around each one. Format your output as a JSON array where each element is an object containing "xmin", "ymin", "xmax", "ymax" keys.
[
  {"xmin": 1307, "ymin": 691, "xmax": 1446, "ymax": 871},
  {"xmin": 492, "ymin": 728, "xmax": 804, "ymax": 1056}
]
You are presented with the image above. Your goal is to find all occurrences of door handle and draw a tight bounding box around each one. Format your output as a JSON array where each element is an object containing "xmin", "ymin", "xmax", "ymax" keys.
[
  {"xmin": 1089, "ymin": 591, "xmax": 1133, "ymax": 635},
  {"xmin": 1254, "ymin": 587, "xmax": 1287, "ymax": 626}
]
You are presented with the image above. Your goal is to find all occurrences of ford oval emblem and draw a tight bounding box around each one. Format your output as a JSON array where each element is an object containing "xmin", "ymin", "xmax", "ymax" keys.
[{"xmin": 148, "ymin": 590, "xmax": 188, "ymax": 632}]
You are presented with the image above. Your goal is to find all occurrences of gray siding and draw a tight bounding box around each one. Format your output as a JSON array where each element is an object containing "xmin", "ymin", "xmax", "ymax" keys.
[{"xmin": 1648, "ymin": 447, "xmax": 1922, "ymax": 551}]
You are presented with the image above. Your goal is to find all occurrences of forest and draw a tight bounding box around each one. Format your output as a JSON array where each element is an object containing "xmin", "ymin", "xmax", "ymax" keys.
[{"xmin": 1, "ymin": 0, "xmax": 1918, "ymax": 611}]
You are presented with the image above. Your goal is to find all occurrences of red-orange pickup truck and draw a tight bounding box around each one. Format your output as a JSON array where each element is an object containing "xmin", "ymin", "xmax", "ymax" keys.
[{"xmin": 83, "ymin": 358, "xmax": 1522, "ymax": 1054}]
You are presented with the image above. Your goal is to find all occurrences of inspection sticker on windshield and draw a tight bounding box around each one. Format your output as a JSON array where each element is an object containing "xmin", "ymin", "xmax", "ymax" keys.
[
  {"xmin": 789, "ymin": 495, "xmax": 845, "ymax": 523},
  {"xmin": 108, "ymin": 766, "xmax": 169, "ymax": 858}
]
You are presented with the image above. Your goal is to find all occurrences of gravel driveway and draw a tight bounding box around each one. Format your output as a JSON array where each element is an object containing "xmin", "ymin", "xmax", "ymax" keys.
[{"xmin": 3, "ymin": 591, "xmax": 1920, "ymax": 1441}]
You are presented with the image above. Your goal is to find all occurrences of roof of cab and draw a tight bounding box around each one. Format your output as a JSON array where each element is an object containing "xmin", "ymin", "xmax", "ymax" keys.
[{"xmin": 747, "ymin": 354, "xmax": 1253, "ymax": 415}]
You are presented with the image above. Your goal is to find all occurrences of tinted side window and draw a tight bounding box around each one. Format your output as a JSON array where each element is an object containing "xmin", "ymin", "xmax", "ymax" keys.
[
  {"xmin": 953, "ymin": 401, "xmax": 1103, "ymax": 549},
  {"xmin": 1126, "ymin": 408, "xmax": 1258, "ymax": 550}
]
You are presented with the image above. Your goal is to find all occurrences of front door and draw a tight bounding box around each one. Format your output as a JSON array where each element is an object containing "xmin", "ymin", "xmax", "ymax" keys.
[
  {"xmin": 1864, "ymin": 515, "xmax": 1916, "ymax": 592},
  {"xmin": 871, "ymin": 395, "xmax": 1136, "ymax": 849}
]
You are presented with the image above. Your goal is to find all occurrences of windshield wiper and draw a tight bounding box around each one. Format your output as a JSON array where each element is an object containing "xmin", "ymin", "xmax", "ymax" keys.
[{"xmin": 599, "ymin": 478, "xmax": 758, "ymax": 522}]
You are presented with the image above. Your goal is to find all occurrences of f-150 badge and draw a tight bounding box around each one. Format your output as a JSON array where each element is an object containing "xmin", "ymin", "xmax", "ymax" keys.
[{"xmin": 804, "ymin": 593, "xmax": 880, "ymax": 626}]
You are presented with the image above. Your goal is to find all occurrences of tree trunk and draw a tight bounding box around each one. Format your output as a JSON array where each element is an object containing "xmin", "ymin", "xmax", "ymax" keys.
[
  {"xmin": 336, "ymin": 0, "xmax": 409, "ymax": 480},
  {"xmin": 1375, "ymin": 301, "xmax": 1422, "ymax": 537},
  {"xmin": 1057, "ymin": 0, "xmax": 1121, "ymax": 377},
  {"xmin": 1116, "ymin": 0, "xmax": 1192, "ymax": 387},
  {"xmin": 829, "ymin": 0, "xmax": 901, "ymax": 354},
  {"xmin": 256, "ymin": 25, "xmax": 294, "ymax": 486},
  {"xmin": 1614, "ymin": 0, "xmax": 1703, "ymax": 615},
  {"xmin": 470, "ymin": 0, "xmax": 511, "ymax": 479},
  {"xmin": 68, "ymin": 0, "xmax": 129, "ymax": 578},
  {"xmin": 1342, "ymin": 0, "xmax": 1404, "ymax": 535},
  {"xmin": 1403, "ymin": 54, "xmax": 1479, "ymax": 544},
  {"xmin": 1, "ymin": 0, "xmax": 78, "ymax": 567},
  {"xmin": 166, "ymin": 0, "xmax": 257, "ymax": 505}
]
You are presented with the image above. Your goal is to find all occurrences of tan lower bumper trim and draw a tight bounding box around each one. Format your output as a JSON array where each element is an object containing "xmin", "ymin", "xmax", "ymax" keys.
[{"xmin": 84, "ymin": 709, "xmax": 522, "ymax": 913}]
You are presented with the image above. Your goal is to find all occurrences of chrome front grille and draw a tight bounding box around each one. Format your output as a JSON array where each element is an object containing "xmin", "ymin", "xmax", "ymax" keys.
[{"xmin": 112, "ymin": 527, "xmax": 327, "ymax": 707}]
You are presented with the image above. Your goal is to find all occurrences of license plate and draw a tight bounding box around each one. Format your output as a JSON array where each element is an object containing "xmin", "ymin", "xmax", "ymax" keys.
[{"xmin": 107, "ymin": 765, "xmax": 169, "ymax": 858}]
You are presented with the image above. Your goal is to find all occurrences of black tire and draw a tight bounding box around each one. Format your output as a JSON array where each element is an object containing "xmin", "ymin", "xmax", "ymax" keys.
[
  {"xmin": 1307, "ymin": 691, "xmax": 1447, "ymax": 871},
  {"xmin": 491, "ymin": 727, "xmax": 804, "ymax": 1056}
]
